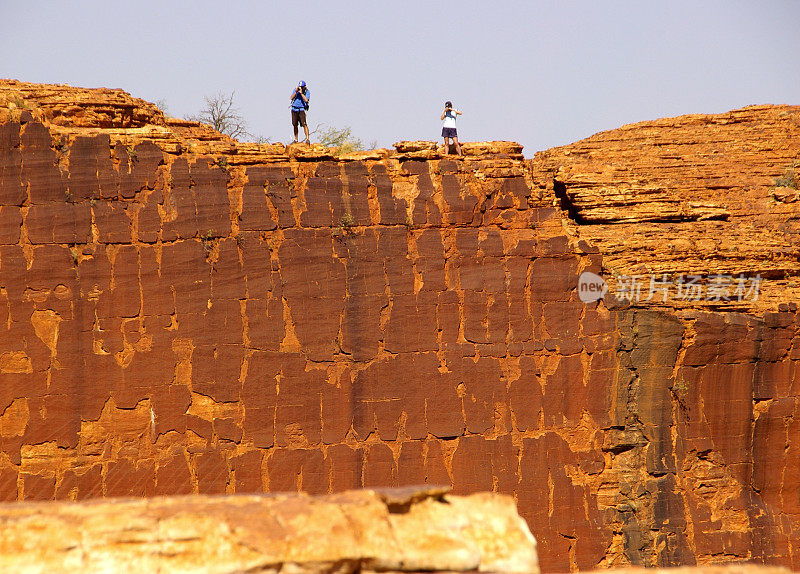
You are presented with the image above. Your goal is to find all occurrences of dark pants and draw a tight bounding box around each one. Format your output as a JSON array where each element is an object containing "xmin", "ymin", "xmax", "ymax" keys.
[{"xmin": 292, "ymin": 110, "xmax": 307, "ymax": 128}]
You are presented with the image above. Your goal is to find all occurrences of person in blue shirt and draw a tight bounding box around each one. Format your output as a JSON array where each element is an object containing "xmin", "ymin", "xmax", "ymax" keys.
[{"xmin": 290, "ymin": 81, "xmax": 310, "ymax": 144}]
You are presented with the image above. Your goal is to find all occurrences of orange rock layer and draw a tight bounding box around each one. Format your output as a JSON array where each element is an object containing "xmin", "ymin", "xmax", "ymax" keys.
[
  {"xmin": 0, "ymin": 80, "xmax": 799, "ymax": 572},
  {"xmin": 532, "ymin": 104, "xmax": 800, "ymax": 311}
]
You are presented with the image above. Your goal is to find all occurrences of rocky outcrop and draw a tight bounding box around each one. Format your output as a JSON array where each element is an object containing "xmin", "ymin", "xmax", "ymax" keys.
[
  {"xmin": 0, "ymin": 486, "xmax": 539, "ymax": 573},
  {"xmin": 533, "ymin": 105, "xmax": 800, "ymax": 311},
  {"xmin": 1, "ymin": 79, "xmax": 800, "ymax": 572},
  {"xmin": 528, "ymin": 105, "xmax": 800, "ymax": 570}
]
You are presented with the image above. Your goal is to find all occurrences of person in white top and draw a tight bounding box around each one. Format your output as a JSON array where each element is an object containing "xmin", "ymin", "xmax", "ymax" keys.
[{"xmin": 440, "ymin": 101, "xmax": 463, "ymax": 156}]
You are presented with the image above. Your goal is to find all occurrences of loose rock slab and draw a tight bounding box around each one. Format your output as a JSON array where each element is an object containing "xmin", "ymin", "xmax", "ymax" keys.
[{"xmin": 0, "ymin": 486, "xmax": 539, "ymax": 573}]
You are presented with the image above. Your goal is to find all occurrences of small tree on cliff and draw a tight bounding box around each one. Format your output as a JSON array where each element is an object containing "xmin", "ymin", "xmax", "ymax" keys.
[
  {"xmin": 313, "ymin": 124, "xmax": 377, "ymax": 154},
  {"xmin": 190, "ymin": 91, "xmax": 248, "ymax": 139}
]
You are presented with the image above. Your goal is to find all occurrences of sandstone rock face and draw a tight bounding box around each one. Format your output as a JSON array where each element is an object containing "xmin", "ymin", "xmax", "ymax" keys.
[
  {"xmin": 532, "ymin": 105, "xmax": 800, "ymax": 311},
  {"xmin": 0, "ymin": 486, "xmax": 539, "ymax": 573},
  {"xmin": 0, "ymin": 79, "xmax": 799, "ymax": 572}
]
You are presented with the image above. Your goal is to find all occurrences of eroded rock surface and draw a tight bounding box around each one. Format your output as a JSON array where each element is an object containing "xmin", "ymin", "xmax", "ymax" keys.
[
  {"xmin": 0, "ymin": 486, "xmax": 539, "ymax": 573},
  {"xmin": 532, "ymin": 105, "xmax": 800, "ymax": 311},
  {"xmin": 0, "ymin": 80, "xmax": 799, "ymax": 572}
]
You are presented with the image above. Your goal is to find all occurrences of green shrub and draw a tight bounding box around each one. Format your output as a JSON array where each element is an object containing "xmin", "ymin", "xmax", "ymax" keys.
[{"xmin": 775, "ymin": 162, "xmax": 799, "ymax": 189}]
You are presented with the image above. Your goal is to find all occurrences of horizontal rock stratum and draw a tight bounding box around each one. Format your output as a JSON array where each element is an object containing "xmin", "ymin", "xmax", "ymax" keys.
[
  {"xmin": 0, "ymin": 79, "xmax": 800, "ymax": 571},
  {"xmin": 0, "ymin": 486, "xmax": 539, "ymax": 573}
]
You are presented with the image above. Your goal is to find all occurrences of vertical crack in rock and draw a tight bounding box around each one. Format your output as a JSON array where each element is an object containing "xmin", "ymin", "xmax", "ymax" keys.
[
  {"xmin": 599, "ymin": 308, "xmax": 694, "ymax": 567},
  {"xmin": 553, "ymin": 179, "xmax": 587, "ymax": 225}
]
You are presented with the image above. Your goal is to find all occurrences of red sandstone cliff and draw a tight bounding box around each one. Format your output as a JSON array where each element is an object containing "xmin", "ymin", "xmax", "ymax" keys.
[{"xmin": 0, "ymin": 80, "xmax": 799, "ymax": 572}]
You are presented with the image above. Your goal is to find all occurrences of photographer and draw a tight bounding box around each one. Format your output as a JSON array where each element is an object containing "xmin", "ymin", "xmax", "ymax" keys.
[
  {"xmin": 440, "ymin": 101, "xmax": 463, "ymax": 156},
  {"xmin": 290, "ymin": 81, "xmax": 310, "ymax": 144}
]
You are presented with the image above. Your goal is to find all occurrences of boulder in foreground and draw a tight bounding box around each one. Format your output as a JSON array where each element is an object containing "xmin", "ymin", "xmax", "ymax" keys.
[{"xmin": 0, "ymin": 486, "xmax": 539, "ymax": 573}]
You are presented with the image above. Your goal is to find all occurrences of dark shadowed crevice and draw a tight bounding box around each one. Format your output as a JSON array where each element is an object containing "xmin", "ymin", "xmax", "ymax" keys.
[{"xmin": 553, "ymin": 178, "xmax": 587, "ymax": 224}]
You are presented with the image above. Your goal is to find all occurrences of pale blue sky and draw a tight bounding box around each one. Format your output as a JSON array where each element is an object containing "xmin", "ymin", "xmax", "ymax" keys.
[{"xmin": 2, "ymin": 1, "xmax": 798, "ymax": 153}]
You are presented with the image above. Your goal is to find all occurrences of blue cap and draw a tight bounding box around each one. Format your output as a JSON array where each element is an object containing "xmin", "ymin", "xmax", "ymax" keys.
[{"xmin": 299, "ymin": 81, "xmax": 306, "ymax": 87}]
